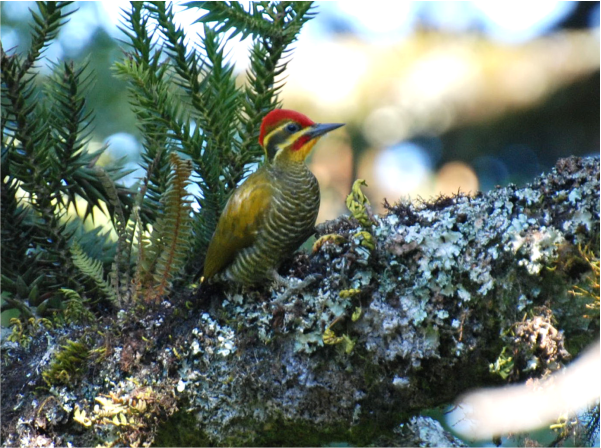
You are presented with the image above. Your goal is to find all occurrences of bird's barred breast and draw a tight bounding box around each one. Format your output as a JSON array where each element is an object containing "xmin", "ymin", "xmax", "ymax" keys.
[{"xmin": 223, "ymin": 165, "xmax": 319, "ymax": 284}]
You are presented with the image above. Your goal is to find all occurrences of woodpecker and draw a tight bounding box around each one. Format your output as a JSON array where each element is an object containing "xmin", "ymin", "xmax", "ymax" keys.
[{"xmin": 203, "ymin": 109, "xmax": 344, "ymax": 285}]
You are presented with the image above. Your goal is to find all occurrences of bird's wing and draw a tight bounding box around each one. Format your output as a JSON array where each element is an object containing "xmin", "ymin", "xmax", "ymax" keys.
[{"xmin": 203, "ymin": 170, "xmax": 273, "ymax": 280}]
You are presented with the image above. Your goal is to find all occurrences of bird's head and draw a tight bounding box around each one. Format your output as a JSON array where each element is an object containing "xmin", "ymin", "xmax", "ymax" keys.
[{"xmin": 258, "ymin": 109, "xmax": 344, "ymax": 165}]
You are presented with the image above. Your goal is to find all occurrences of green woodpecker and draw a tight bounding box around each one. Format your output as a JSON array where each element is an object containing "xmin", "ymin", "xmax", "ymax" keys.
[{"xmin": 203, "ymin": 109, "xmax": 344, "ymax": 285}]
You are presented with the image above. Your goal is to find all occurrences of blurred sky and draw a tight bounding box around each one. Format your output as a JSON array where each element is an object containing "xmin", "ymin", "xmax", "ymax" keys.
[
  {"xmin": 2, "ymin": 1, "xmax": 599, "ymax": 220},
  {"xmin": 1, "ymin": 2, "xmax": 592, "ymax": 60}
]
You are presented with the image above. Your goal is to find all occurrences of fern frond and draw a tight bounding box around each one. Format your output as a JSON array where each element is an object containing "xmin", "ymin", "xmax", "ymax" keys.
[
  {"xmin": 60, "ymin": 288, "xmax": 96, "ymax": 324},
  {"xmin": 70, "ymin": 242, "xmax": 116, "ymax": 302},
  {"xmin": 139, "ymin": 153, "xmax": 193, "ymax": 302},
  {"xmin": 152, "ymin": 153, "xmax": 193, "ymax": 300}
]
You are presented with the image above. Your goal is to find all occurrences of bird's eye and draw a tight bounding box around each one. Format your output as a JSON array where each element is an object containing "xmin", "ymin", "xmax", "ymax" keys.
[{"xmin": 286, "ymin": 123, "xmax": 300, "ymax": 133}]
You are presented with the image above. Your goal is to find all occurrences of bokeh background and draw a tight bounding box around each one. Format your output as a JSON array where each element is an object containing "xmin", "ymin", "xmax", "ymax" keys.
[
  {"xmin": 2, "ymin": 4, "xmax": 600, "ymax": 446},
  {"xmin": 2, "ymin": 1, "xmax": 599, "ymax": 224}
]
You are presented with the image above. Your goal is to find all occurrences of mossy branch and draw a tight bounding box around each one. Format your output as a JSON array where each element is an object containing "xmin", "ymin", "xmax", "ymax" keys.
[{"xmin": 4, "ymin": 157, "xmax": 599, "ymax": 447}]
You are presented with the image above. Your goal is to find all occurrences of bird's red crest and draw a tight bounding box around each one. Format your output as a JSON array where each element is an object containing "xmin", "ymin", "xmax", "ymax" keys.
[{"xmin": 259, "ymin": 109, "xmax": 315, "ymax": 146}]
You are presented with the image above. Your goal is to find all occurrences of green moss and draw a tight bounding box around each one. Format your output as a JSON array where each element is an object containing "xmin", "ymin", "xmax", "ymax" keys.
[
  {"xmin": 153, "ymin": 408, "xmax": 403, "ymax": 447},
  {"xmin": 253, "ymin": 420, "xmax": 347, "ymax": 447},
  {"xmin": 6, "ymin": 316, "xmax": 54, "ymax": 349},
  {"xmin": 248, "ymin": 415, "xmax": 403, "ymax": 447},
  {"xmin": 153, "ymin": 408, "xmax": 212, "ymax": 447},
  {"xmin": 42, "ymin": 340, "xmax": 89, "ymax": 386}
]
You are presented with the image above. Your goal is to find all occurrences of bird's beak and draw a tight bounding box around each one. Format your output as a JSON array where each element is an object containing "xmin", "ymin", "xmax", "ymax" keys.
[{"xmin": 306, "ymin": 122, "xmax": 345, "ymax": 140}]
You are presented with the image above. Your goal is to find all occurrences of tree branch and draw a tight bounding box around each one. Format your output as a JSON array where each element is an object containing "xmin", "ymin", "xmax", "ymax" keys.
[{"xmin": 2, "ymin": 157, "xmax": 599, "ymax": 447}]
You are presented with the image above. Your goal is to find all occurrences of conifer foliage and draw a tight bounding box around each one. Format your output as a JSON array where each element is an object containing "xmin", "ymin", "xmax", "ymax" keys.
[
  {"xmin": 2, "ymin": 2, "xmax": 128, "ymax": 316},
  {"xmin": 1, "ymin": 1, "xmax": 315, "ymax": 317},
  {"xmin": 116, "ymin": 1, "xmax": 316, "ymax": 279}
]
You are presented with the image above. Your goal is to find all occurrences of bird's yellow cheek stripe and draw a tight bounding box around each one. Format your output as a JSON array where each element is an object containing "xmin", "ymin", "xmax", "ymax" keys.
[
  {"xmin": 288, "ymin": 138, "xmax": 318, "ymax": 162},
  {"xmin": 268, "ymin": 126, "xmax": 320, "ymax": 163}
]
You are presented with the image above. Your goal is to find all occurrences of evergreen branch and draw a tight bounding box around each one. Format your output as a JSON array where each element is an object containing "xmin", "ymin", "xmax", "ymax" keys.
[
  {"xmin": 114, "ymin": 55, "xmax": 189, "ymax": 226},
  {"xmin": 279, "ymin": 2, "xmax": 316, "ymax": 36},
  {"xmin": 197, "ymin": 25, "xmax": 241, "ymax": 181},
  {"xmin": 185, "ymin": 1, "xmax": 279, "ymax": 40},
  {"xmin": 3, "ymin": 56, "xmax": 121, "ymax": 306},
  {"xmin": 23, "ymin": 2, "xmax": 75, "ymax": 77},
  {"xmin": 148, "ymin": 2, "xmax": 234, "ymax": 174},
  {"xmin": 46, "ymin": 60, "xmax": 101, "ymax": 216},
  {"xmin": 147, "ymin": 1, "xmax": 204, "ymax": 96},
  {"xmin": 237, "ymin": 2, "xmax": 316, "ymax": 181},
  {"xmin": 238, "ymin": 40, "xmax": 279, "ymax": 162},
  {"xmin": 117, "ymin": 2, "xmax": 161, "ymax": 74},
  {"xmin": 1, "ymin": 45, "xmax": 51, "ymax": 185},
  {"xmin": 116, "ymin": 3, "xmax": 172, "ymax": 191},
  {"xmin": 186, "ymin": 1, "xmax": 315, "ymax": 42},
  {"xmin": 2, "ymin": 2, "xmax": 76, "ymax": 171},
  {"xmin": 114, "ymin": 58, "xmax": 172, "ymax": 227},
  {"xmin": 149, "ymin": 1, "xmax": 240, "ymax": 166},
  {"xmin": 1, "ymin": 4, "xmax": 125, "ymax": 310},
  {"xmin": 0, "ymin": 175, "xmax": 33, "ymax": 281}
]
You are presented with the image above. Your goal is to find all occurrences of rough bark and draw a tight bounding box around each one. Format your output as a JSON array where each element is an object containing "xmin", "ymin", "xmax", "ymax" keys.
[{"xmin": 1, "ymin": 156, "xmax": 599, "ymax": 447}]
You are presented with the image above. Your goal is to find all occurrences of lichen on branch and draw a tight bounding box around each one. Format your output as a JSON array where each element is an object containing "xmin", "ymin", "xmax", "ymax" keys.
[{"xmin": 2, "ymin": 157, "xmax": 599, "ymax": 447}]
